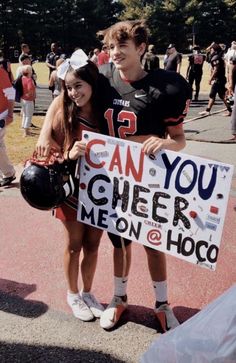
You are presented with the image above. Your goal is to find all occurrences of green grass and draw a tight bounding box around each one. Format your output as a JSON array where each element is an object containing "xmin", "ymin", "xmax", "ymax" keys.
[{"xmin": 5, "ymin": 114, "xmax": 44, "ymax": 165}]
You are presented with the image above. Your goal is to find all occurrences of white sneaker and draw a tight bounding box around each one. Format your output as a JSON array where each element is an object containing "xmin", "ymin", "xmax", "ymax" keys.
[
  {"xmin": 154, "ymin": 303, "xmax": 180, "ymax": 332},
  {"xmin": 80, "ymin": 291, "xmax": 104, "ymax": 318},
  {"xmin": 199, "ymin": 110, "xmax": 210, "ymax": 116},
  {"xmin": 100, "ymin": 295, "xmax": 128, "ymax": 330},
  {"xmin": 67, "ymin": 294, "xmax": 94, "ymax": 321}
]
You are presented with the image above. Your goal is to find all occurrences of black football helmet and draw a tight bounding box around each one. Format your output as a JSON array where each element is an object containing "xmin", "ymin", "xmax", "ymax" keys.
[{"xmin": 20, "ymin": 160, "xmax": 75, "ymax": 211}]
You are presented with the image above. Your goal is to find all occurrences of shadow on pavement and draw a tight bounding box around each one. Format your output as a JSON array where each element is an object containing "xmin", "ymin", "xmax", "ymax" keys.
[
  {"xmin": 190, "ymin": 100, "xmax": 208, "ymax": 109},
  {"xmin": 0, "ymin": 181, "xmax": 20, "ymax": 191},
  {"xmin": 102, "ymin": 304, "xmax": 200, "ymax": 333},
  {"xmin": 0, "ymin": 341, "xmax": 126, "ymax": 363},
  {"xmin": 173, "ymin": 305, "xmax": 200, "ymax": 323},
  {"xmin": 0, "ymin": 279, "xmax": 48, "ymax": 318}
]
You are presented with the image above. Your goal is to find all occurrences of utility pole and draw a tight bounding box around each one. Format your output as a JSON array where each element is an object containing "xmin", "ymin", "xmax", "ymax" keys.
[{"xmin": 192, "ymin": 23, "xmax": 196, "ymax": 46}]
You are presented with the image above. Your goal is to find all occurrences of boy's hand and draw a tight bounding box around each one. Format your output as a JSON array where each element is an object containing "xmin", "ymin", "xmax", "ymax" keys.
[{"xmin": 142, "ymin": 136, "xmax": 165, "ymax": 155}]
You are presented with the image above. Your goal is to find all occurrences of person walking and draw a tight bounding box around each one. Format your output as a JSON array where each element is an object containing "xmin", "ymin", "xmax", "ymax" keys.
[
  {"xmin": 36, "ymin": 50, "xmax": 105, "ymax": 321},
  {"xmin": 142, "ymin": 44, "xmax": 160, "ymax": 72},
  {"xmin": 186, "ymin": 45, "xmax": 206, "ymax": 101},
  {"xmin": 199, "ymin": 43, "xmax": 232, "ymax": 117},
  {"xmin": 18, "ymin": 45, "xmax": 37, "ymax": 85},
  {"xmin": 224, "ymin": 41, "xmax": 236, "ymax": 84},
  {"xmin": 45, "ymin": 42, "xmax": 61, "ymax": 79},
  {"xmin": 19, "ymin": 43, "xmax": 31, "ymax": 63},
  {"xmin": 48, "ymin": 58, "xmax": 65, "ymax": 98},
  {"xmin": 97, "ymin": 44, "xmax": 110, "ymax": 66},
  {"xmin": 20, "ymin": 65, "xmax": 36, "ymax": 137},
  {"xmin": 0, "ymin": 66, "xmax": 16, "ymax": 187},
  {"xmin": 164, "ymin": 44, "xmax": 182, "ymax": 73},
  {"xmin": 96, "ymin": 20, "xmax": 192, "ymax": 331}
]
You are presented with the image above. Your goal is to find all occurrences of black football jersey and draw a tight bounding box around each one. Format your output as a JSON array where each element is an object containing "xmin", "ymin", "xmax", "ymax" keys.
[
  {"xmin": 98, "ymin": 63, "xmax": 192, "ymax": 139},
  {"xmin": 210, "ymin": 53, "xmax": 226, "ymax": 81}
]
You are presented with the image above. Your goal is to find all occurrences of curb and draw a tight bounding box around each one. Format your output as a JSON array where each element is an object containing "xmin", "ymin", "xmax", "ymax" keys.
[
  {"xmin": 185, "ymin": 137, "xmax": 236, "ymax": 144},
  {"xmin": 184, "ymin": 107, "xmax": 227, "ymax": 123}
]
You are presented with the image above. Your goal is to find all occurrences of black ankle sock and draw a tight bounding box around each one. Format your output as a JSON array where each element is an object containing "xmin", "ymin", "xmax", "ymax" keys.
[
  {"xmin": 115, "ymin": 294, "xmax": 127, "ymax": 302},
  {"xmin": 155, "ymin": 300, "xmax": 168, "ymax": 308}
]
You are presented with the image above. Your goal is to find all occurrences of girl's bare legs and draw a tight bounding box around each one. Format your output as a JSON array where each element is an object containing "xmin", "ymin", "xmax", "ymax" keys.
[
  {"xmin": 81, "ymin": 225, "xmax": 103, "ymax": 292},
  {"xmin": 62, "ymin": 220, "xmax": 84, "ymax": 293},
  {"xmin": 62, "ymin": 221, "xmax": 104, "ymax": 319}
]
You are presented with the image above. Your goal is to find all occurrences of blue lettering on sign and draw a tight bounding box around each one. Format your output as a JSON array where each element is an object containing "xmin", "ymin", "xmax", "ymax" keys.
[{"xmin": 161, "ymin": 153, "xmax": 218, "ymax": 200}]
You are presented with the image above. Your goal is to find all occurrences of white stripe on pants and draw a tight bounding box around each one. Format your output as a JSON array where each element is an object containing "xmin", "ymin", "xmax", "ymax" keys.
[
  {"xmin": 0, "ymin": 126, "xmax": 15, "ymax": 178},
  {"xmin": 21, "ymin": 99, "xmax": 34, "ymax": 129}
]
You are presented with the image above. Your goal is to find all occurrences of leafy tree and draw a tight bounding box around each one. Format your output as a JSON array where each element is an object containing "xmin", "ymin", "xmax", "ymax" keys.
[
  {"xmin": 0, "ymin": 0, "xmax": 123, "ymax": 60},
  {"xmin": 118, "ymin": 0, "xmax": 236, "ymax": 52},
  {"xmin": 184, "ymin": 0, "xmax": 234, "ymax": 48},
  {"xmin": 118, "ymin": 0, "xmax": 153, "ymax": 20},
  {"xmin": 1, "ymin": 0, "xmax": 236, "ymax": 61}
]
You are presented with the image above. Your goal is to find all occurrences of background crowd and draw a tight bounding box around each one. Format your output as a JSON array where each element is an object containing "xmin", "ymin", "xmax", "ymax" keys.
[{"xmin": 1, "ymin": 37, "xmax": 236, "ymax": 189}]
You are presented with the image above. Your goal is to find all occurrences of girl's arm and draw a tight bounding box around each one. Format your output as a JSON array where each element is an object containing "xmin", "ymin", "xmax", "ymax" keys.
[{"xmin": 36, "ymin": 96, "xmax": 61, "ymax": 156}]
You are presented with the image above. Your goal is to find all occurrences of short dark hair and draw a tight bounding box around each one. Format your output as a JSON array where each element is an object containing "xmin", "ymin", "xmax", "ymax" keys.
[{"xmin": 21, "ymin": 43, "xmax": 29, "ymax": 50}]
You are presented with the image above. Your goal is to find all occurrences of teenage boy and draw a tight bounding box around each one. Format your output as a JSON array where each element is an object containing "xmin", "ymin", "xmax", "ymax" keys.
[{"xmin": 96, "ymin": 20, "xmax": 191, "ymax": 331}]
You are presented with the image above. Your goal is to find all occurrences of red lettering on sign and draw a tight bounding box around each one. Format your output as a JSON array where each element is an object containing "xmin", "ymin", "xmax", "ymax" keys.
[
  {"xmin": 85, "ymin": 139, "xmax": 106, "ymax": 169},
  {"xmin": 147, "ymin": 229, "xmax": 162, "ymax": 246}
]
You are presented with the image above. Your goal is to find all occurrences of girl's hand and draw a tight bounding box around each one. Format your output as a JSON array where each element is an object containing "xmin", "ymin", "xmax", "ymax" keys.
[
  {"xmin": 36, "ymin": 135, "xmax": 60, "ymax": 157},
  {"xmin": 68, "ymin": 141, "xmax": 86, "ymax": 160}
]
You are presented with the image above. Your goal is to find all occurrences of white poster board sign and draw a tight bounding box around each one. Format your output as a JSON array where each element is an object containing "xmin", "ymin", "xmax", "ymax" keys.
[{"xmin": 77, "ymin": 131, "xmax": 234, "ymax": 270}]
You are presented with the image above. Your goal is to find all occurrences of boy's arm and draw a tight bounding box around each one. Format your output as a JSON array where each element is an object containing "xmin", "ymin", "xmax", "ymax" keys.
[{"xmin": 128, "ymin": 124, "xmax": 185, "ymax": 155}]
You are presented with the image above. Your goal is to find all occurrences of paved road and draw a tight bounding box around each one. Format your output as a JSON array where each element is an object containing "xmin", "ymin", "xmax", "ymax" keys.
[{"xmin": 0, "ymin": 92, "xmax": 236, "ymax": 362}]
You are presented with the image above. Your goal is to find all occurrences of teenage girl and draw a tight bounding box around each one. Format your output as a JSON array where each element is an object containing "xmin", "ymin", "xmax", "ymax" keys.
[{"xmin": 36, "ymin": 50, "xmax": 104, "ymax": 321}]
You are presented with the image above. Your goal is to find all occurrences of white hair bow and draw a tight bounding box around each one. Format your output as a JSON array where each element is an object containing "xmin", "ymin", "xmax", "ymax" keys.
[{"xmin": 57, "ymin": 49, "xmax": 88, "ymax": 80}]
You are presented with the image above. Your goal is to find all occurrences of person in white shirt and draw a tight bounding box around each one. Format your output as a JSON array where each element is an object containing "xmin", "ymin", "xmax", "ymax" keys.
[{"xmin": 224, "ymin": 41, "xmax": 236, "ymax": 84}]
